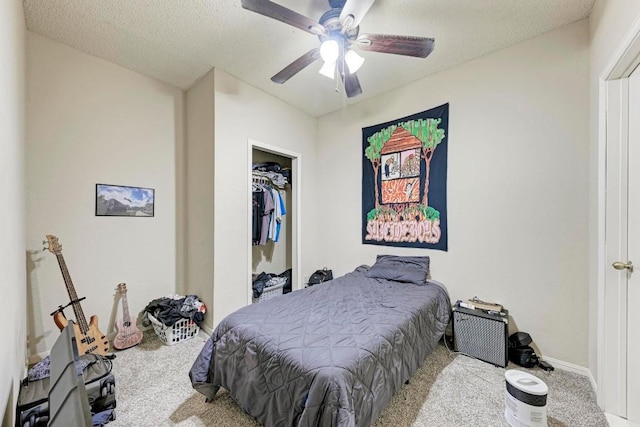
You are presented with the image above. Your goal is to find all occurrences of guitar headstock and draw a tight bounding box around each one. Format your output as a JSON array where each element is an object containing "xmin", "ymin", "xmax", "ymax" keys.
[
  {"xmin": 117, "ymin": 283, "xmax": 128, "ymax": 294},
  {"xmin": 44, "ymin": 234, "xmax": 62, "ymax": 254}
]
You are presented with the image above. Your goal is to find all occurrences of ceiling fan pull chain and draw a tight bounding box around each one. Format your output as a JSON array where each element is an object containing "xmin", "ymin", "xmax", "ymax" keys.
[{"xmin": 336, "ymin": 52, "xmax": 343, "ymax": 92}]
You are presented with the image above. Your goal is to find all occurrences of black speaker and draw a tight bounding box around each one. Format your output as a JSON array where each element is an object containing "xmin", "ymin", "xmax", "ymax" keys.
[{"xmin": 452, "ymin": 306, "xmax": 509, "ymax": 367}]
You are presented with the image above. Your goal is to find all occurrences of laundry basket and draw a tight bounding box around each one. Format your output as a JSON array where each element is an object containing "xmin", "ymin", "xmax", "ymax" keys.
[
  {"xmin": 253, "ymin": 283, "xmax": 285, "ymax": 303},
  {"xmin": 148, "ymin": 313, "xmax": 199, "ymax": 345}
]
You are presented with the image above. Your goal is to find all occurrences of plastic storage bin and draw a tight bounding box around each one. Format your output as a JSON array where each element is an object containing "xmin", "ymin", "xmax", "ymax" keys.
[
  {"xmin": 253, "ymin": 283, "xmax": 284, "ymax": 303},
  {"xmin": 148, "ymin": 313, "xmax": 199, "ymax": 345}
]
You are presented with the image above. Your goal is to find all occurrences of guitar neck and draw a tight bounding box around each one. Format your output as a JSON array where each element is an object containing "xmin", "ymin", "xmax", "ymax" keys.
[
  {"xmin": 121, "ymin": 292, "xmax": 131, "ymax": 324},
  {"xmin": 55, "ymin": 252, "xmax": 89, "ymax": 333}
]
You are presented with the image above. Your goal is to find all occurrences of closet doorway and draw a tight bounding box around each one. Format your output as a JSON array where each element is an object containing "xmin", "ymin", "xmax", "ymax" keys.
[{"xmin": 247, "ymin": 139, "xmax": 301, "ymax": 305}]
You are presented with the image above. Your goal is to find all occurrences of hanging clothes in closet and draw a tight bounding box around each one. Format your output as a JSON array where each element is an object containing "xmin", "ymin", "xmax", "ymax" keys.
[{"xmin": 252, "ymin": 169, "xmax": 287, "ymax": 246}]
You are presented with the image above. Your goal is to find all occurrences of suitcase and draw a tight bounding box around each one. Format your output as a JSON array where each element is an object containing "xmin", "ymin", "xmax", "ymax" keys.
[{"xmin": 15, "ymin": 354, "xmax": 116, "ymax": 427}]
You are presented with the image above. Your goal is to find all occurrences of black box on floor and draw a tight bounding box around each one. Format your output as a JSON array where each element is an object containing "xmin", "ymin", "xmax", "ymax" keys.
[{"xmin": 452, "ymin": 305, "xmax": 509, "ymax": 367}]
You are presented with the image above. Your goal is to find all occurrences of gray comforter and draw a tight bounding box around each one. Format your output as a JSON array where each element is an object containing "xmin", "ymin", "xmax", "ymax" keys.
[{"xmin": 189, "ymin": 266, "xmax": 451, "ymax": 426}]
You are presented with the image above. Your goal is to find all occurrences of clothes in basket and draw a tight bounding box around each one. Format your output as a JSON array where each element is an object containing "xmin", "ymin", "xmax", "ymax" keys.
[
  {"xmin": 252, "ymin": 270, "xmax": 291, "ymax": 299},
  {"xmin": 143, "ymin": 294, "xmax": 206, "ymax": 328},
  {"xmin": 143, "ymin": 294, "xmax": 206, "ymax": 345}
]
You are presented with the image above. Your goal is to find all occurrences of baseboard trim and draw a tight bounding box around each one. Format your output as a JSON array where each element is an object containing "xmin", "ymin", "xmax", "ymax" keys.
[
  {"xmin": 541, "ymin": 356, "xmax": 600, "ymax": 396},
  {"xmin": 541, "ymin": 356, "xmax": 590, "ymax": 377},
  {"xmin": 588, "ymin": 368, "xmax": 598, "ymax": 395},
  {"xmin": 200, "ymin": 324, "xmax": 213, "ymax": 336}
]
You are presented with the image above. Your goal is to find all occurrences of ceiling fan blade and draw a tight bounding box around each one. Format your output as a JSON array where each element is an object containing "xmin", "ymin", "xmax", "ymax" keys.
[
  {"xmin": 337, "ymin": 60, "xmax": 362, "ymax": 98},
  {"xmin": 241, "ymin": 0, "xmax": 324, "ymax": 35},
  {"xmin": 343, "ymin": 72, "xmax": 363, "ymax": 98},
  {"xmin": 336, "ymin": 50, "xmax": 363, "ymax": 98},
  {"xmin": 271, "ymin": 48, "xmax": 321, "ymax": 84},
  {"xmin": 357, "ymin": 34, "xmax": 435, "ymax": 58},
  {"xmin": 339, "ymin": 0, "xmax": 376, "ymax": 29}
]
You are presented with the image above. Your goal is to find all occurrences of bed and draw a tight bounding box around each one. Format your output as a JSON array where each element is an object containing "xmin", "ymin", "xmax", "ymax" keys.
[{"xmin": 189, "ymin": 257, "xmax": 451, "ymax": 426}]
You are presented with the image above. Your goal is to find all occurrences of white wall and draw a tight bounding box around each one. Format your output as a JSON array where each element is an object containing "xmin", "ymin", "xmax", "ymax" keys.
[
  {"xmin": 185, "ymin": 70, "xmax": 215, "ymax": 328},
  {"xmin": 25, "ymin": 32, "xmax": 184, "ymax": 356},
  {"xmin": 211, "ymin": 69, "xmax": 318, "ymax": 327},
  {"xmin": 588, "ymin": 0, "xmax": 640, "ymax": 386},
  {"xmin": 0, "ymin": 1, "xmax": 26, "ymax": 424},
  {"xmin": 317, "ymin": 21, "xmax": 589, "ymax": 366}
]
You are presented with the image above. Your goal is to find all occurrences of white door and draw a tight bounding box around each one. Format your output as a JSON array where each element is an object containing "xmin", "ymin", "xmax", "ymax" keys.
[
  {"xmin": 627, "ymin": 65, "xmax": 640, "ymax": 425},
  {"xmin": 604, "ymin": 65, "xmax": 640, "ymax": 424}
]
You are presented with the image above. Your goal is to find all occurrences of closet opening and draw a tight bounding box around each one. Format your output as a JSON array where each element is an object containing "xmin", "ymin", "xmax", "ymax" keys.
[{"xmin": 247, "ymin": 139, "xmax": 301, "ymax": 305}]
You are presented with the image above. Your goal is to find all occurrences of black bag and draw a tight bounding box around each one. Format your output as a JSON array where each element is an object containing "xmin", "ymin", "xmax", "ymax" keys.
[
  {"xmin": 16, "ymin": 354, "xmax": 116, "ymax": 427},
  {"xmin": 307, "ymin": 268, "xmax": 333, "ymax": 286},
  {"xmin": 508, "ymin": 332, "xmax": 539, "ymax": 368},
  {"xmin": 509, "ymin": 346, "xmax": 539, "ymax": 368}
]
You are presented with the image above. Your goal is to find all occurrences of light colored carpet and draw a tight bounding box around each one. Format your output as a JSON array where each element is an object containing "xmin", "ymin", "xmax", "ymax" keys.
[
  {"xmin": 414, "ymin": 354, "xmax": 608, "ymax": 426},
  {"xmin": 106, "ymin": 330, "xmax": 607, "ymax": 426}
]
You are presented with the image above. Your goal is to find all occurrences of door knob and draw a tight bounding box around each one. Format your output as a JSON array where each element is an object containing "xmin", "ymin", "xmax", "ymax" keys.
[{"xmin": 612, "ymin": 261, "xmax": 634, "ymax": 272}]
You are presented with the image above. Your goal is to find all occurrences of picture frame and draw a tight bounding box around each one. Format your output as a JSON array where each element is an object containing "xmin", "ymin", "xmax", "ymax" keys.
[{"xmin": 95, "ymin": 184, "xmax": 155, "ymax": 217}]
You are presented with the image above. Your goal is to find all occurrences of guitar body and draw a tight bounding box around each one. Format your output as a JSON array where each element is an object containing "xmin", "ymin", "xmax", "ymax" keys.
[
  {"xmin": 113, "ymin": 318, "xmax": 143, "ymax": 350},
  {"xmin": 53, "ymin": 311, "xmax": 109, "ymax": 356}
]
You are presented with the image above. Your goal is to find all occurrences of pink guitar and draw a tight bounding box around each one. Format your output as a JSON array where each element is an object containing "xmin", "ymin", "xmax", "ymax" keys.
[{"xmin": 113, "ymin": 283, "xmax": 143, "ymax": 350}]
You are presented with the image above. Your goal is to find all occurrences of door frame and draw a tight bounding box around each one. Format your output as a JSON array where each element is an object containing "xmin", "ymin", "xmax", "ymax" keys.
[
  {"xmin": 597, "ymin": 14, "xmax": 640, "ymax": 415},
  {"xmin": 247, "ymin": 138, "xmax": 302, "ymax": 305}
]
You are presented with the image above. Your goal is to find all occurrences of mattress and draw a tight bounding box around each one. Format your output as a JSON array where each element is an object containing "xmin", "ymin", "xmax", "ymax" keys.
[{"xmin": 189, "ymin": 265, "xmax": 451, "ymax": 426}]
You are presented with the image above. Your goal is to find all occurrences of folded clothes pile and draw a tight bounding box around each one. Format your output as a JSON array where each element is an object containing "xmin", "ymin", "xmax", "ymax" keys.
[
  {"xmin": 252, "ymin": 161, "xmax": 292, "ymax": 186},
  {"xmin": 143, "ymin": 294, "xmax": 206, "ymax": 327}
]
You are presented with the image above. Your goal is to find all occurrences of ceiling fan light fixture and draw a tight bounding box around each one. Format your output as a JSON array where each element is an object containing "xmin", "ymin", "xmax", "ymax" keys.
[
  {"xmin": 319, "ymin": 60, "xmax": 336, "ymax": 79},
  {"xmin": 319, "ymin": 39, "xmax": 340, "ymax": 63},
  {"xmin": 240, "ymin": 0, "xmax": 435, "ymax": 97},
  {"xmin": 345, "ymin": 49, "xmax": 365, "ymax": 73}
]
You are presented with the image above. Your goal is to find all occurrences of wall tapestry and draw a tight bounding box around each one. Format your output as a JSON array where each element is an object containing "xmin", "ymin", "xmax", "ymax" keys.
[{"xmin": 362, "ymin": 103, "xmax": 448, "ymax": 250}]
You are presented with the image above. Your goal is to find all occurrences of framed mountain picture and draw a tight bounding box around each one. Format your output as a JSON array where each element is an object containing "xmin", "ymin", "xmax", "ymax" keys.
[{"xmin": 96, "ymin": 184, "xmax": 155, "ymax": 217}]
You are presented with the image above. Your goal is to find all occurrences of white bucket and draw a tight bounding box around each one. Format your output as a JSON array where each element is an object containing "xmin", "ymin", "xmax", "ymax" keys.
[{"xmin": 505, "ymin": 370, "xmax": 548, "ymax": 427}]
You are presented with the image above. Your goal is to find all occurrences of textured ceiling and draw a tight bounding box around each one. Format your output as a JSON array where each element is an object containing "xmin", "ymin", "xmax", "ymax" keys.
[{"xmin": 23, "ymin": 0, "xmax": 595, "ymax": 117}]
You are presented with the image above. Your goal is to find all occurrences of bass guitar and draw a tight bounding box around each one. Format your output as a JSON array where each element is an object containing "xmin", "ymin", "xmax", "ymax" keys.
[
  {"xmin": 113, "ymin": 283, "xmax": 143, "ymax": 350},
  {"xmin": 44, "ymin": 234, "xmax": 109, "ymax": 356}
]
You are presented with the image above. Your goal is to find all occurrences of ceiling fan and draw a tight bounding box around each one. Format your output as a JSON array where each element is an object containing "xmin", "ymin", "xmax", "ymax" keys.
[{"xmin": 240, "ymin": 0, "xmax": 435, "ymax": 98}]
